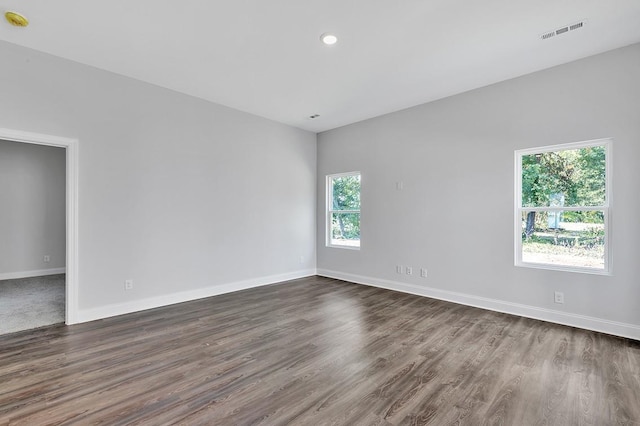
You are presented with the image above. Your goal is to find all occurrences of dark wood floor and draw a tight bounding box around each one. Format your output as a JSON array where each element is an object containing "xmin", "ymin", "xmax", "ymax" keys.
[{"xmin": 1, "ymin": 276, "xmax": 639, "ymax": 425}]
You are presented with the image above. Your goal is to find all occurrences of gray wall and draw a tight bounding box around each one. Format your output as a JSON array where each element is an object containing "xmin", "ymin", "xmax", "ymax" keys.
[
  {"xmin": 0, "ymin": 40, "xmax": 316, "ymax": 318},
  {"xmin": 317, "ymin": 43, "xmax": 640, "ymax": 338},
  {"xmin": 0, "ymin": 140, "xmax": 66, "ymax": 275}
]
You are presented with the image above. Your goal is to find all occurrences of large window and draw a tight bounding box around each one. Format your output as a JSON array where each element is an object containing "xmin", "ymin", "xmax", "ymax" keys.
[
  {"xmin": 327, "ymin": 172, "xmax": 361, "ymax": 249},
  {"xmin": 515, "ymin": 139, "xmax": 611, "ymax": 274}
]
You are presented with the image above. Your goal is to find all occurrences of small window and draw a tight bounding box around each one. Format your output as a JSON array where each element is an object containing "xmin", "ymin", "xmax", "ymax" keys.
[
  {"xmin": 327, "ymin": 172, "xmax": 361, "ymax": 249},
  {"xmin": 515, "ymin": 139, "xmax": 611, "ymax": 274}
]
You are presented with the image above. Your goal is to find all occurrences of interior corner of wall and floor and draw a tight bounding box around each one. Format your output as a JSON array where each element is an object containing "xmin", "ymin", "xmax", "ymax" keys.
[{"xmin": 0, "ymin": 39, "xmax": 638, "ymax": 339}]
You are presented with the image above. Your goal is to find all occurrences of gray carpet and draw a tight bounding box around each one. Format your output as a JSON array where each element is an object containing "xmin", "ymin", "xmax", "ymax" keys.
[{"xmin": 0, "ymin": 274, "xmax": 65, "ymax": 335}]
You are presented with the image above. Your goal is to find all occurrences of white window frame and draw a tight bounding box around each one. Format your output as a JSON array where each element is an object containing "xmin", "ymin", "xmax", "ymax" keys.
[
  {"xmin": 514, "ymin": 138, "xmax": 612, "ymax": 275},
  {"xmin": 326, "ymin": 171, "xmax": 361, "ymax": 250}
]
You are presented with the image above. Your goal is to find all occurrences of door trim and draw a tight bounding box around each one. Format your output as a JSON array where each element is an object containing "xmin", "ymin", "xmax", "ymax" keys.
[{"xmin": 0, "ymin": 128, "xmax": 79, "ymax": 324}]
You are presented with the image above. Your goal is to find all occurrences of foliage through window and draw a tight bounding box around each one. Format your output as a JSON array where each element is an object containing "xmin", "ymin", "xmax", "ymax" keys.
[
  {"xmin": 515, "ymin": 139, "xmax": 610, "ymax": 273},
  {"xmin": 327, "ymin": 172, "xmax": 360, "ymax": 249}
]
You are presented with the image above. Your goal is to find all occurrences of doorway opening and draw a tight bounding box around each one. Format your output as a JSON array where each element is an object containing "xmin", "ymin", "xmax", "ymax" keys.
[
  {"xmin": 0, "ymin": 140, "xmax": 65, "ymax": 333},
  {"xmin": 0, "ymin": 128, "xmax": 78, "ymax": 329}
]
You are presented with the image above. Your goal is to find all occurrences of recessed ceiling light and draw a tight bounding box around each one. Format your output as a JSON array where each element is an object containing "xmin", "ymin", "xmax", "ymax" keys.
[
  {"xmin": 4, "ymin": 11, "xmax": 29, "ymax": 27},
  {"xmin": 320, "ymin": 33, "xmax": 337, "ymax": 45}
]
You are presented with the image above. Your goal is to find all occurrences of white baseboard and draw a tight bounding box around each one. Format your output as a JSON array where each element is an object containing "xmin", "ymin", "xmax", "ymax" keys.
[
  {"xmin": 317, "ymin": 269, "xmax": 640, "ymax": 341},
  {"xmin": 77, "ymin": 269, "xmax": 317, "ymax": 323},
  {"xmin": 0, "ymin": 268, "xmax": 66, "ymax": 280}
]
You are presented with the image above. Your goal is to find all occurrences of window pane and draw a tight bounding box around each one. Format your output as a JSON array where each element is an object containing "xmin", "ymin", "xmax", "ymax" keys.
[
  {"xmin": 521, "ymin": 146, "xmax": 606, "ymax": 208},
  {"xmin": 521, "ymin": 210, "xmax": 605, "ymax": 269},
  {"xmin": 331, "ymin": 212, "xmax": 360, "ymax": 247},
  {"xmin": 332, "ymin": 175, "xmax": 361, "ymax": 210}
]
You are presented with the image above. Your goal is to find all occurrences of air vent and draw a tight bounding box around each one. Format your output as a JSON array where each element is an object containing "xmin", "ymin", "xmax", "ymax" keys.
[
  {"xmin": 569, "ymin": 22, "xmax": 583, "ymax": 31},
  {"xmin": 541, "ymin": 20, "xmax": 585, "ymax": 40}
]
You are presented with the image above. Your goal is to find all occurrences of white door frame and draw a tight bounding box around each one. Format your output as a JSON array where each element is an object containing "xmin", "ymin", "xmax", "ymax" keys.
[{"xmin": 0, "ymin": 128, "xmax": 79, "ymax": 324}]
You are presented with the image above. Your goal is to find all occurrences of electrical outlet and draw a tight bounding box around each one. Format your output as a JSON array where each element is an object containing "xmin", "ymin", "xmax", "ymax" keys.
[
  {"xmin": 406, "ymin": 266, "xmax": 413, "ymax": 275},
  {"xmin": 396, "ymin": 265, "xmax": 403, "ymax": 274},
  {"xmin": 43, "ymin": 255, "xmax": 50, "ymax": 263},
  {"xmin": 554, "ymin": 291, "xmax": 564, "ymax": 304},
  {"xmin": 299, "ymin": 255, "xmax": 304, "ymax": 264},
  {"xmin": 125, "ymin": 279, "xmax": 134, "ymax": 291},
  {"xmin": 420, "ymin": 268, "xmax": 428, "ymax": 278}
]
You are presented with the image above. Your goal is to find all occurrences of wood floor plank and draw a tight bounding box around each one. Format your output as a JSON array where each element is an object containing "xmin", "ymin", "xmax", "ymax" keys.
[{"xmin": 1, "ymin": 276, "xmax": 639, "ymax": 425}]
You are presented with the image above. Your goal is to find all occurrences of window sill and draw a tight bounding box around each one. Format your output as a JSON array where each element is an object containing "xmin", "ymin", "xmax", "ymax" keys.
[
  {"xmin": 326, "ymin": 243, "xmax": 360, "ymax": 251},
  {"xmin": 515, "ymin": 261, "xmax": 611, "ymax": 276}
]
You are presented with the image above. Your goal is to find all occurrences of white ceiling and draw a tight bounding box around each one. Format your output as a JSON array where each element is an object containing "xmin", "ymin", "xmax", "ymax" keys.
[{"xmin": 1, "ymin": 1, "xmax": 640, "ymax": 133}]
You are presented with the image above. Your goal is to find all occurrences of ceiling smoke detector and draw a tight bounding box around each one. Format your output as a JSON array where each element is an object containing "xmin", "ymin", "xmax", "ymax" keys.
[{"xmin": 541, "ymin": 20, "xmax": 585, "ymax": 40}]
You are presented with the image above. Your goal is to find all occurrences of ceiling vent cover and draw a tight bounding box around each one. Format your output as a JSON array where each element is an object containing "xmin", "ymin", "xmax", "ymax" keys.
[
  {"xmin": 569, "ymin": 22, "xmax": 584, "ymax": 31},
  {"xmin": 541, "ymin": 20, "xmax": 585, "ymax": 40}
]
